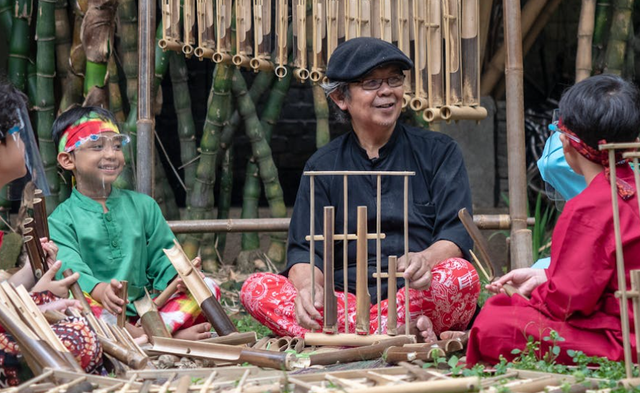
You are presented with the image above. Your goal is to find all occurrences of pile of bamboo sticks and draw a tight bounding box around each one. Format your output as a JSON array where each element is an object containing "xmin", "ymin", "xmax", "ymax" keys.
[{"xmin": 159, "ymin": 0, "xmax": 487, "ymax": 122}]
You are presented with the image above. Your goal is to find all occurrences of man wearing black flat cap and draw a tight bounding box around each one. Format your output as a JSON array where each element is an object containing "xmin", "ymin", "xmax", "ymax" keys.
[{"xmin": 240, "ymin": 37, "xmax": 480, "ymax": 342}]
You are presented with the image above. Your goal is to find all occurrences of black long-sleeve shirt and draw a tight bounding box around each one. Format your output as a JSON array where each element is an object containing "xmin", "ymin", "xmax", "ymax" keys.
[{"xmin": 285, "ymin": 123, "xmax": 473, "ymax": 303}]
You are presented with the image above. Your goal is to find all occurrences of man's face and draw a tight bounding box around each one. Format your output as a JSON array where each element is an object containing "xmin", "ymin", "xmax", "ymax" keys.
[
  {"xmin": 333, "ymin": 64, "xmax": 404, "ymax": 132},
  {"xmin": 70, "ymin": 131, "xmax": 126, "ymax": 189}
]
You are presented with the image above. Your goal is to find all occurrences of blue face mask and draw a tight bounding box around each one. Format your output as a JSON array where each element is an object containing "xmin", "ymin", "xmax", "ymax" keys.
[{"xmin": 537, "ymin": 132, "xmax": 587, "ymax": 203}]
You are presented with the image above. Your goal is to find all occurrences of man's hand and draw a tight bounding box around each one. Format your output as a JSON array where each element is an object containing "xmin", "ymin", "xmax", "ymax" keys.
[
  {"xmin": 32, "ymin": 260, "xmax": 79, "ymax": 298},
  {"xmin": 92, "ymin": 279, "xmax": 126, "ymax": 314},
  {"xmin": 486, "ymin": 268, "xmax": 547, "ymax": 298},
  {"xmin": 38, "ymin": 298, "xmax": 81, "ymax": 314},
  {"xmin": 398, "ymin": 252, "xmax": 433, "ymax": 291},
  {"xmin": 288, "ymin": 263, "xmax": 324, "ymax": 330}
]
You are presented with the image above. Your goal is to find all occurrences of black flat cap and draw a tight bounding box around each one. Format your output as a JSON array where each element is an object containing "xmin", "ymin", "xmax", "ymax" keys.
[{"xmin": 326, "ymin": 37, "xmax": 413, "ymax": 82}]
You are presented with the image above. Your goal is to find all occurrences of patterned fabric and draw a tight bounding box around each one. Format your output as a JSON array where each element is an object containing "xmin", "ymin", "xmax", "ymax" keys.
[
  {"xmin": 58, "ymin": 114, "xmax": 120, "ymax": 153},
  {"xmin": 0, "ymin": 291, "xmax": 103, "ymax": 387},
  {"xmin": 557, "ymin": 119, "xmax": 635, "ymax": 200},
  {"xmin": 241, "ymin": 258, "xmax": 480, "ymax": 337},
  {"xmin": 85, "ymin": 277, "xmax": 221, "ymax": 334}
]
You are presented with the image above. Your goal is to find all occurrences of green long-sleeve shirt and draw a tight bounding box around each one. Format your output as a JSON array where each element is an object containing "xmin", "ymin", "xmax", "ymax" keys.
[{"xmin": 50, "ymin": 187, "xmax": 178, "ymax": 315}]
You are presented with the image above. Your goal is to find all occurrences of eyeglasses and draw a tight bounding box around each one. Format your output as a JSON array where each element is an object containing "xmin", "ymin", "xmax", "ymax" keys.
[
  {"xmin": 549, "ymin": 108, "xmax": 582, "ymax": 144},
  {"xmin": 353, "ymin": 74, "xmax": 405, "ymax": 90},
  {"xmin": 75, "ymin": 134, "xmax": 131, "ymax": 153}
]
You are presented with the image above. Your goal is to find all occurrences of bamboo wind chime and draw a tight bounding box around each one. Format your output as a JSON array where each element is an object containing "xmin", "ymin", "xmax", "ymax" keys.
[
  {"xmin": 303, "ymin": 171, "xmax": 416, "ymax": 347},
  {"xmin": 158, "ymin": 0, "xmax": 486, "ymax": 122}
]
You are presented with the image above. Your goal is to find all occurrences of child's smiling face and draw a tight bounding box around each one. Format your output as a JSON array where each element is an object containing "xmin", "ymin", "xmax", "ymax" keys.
[{"xmin": 71, "ymin": 131, "xmax": 126, "ymax": 192}]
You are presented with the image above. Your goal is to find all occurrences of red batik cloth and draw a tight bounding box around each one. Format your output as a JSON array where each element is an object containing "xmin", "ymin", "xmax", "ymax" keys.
[
  {"xmin": 467, "ymin": 166, "xmax": 640, "ymax": 366},
  {"xmin": 241, "ymin": 258, "xmax": 480, "ymax": 337},
  {"xmin": 86, "ymin": 278, "xmax": 221, "ymax": 334},
  {"xmin": 0, "ymin": 291, "xmax": 103, "ymax": 388}
]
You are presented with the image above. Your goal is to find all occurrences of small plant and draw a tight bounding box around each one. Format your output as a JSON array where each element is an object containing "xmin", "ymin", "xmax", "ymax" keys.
[{"xmin": 234, "ymin": 314, "xmax": 273, "ymax": 338}]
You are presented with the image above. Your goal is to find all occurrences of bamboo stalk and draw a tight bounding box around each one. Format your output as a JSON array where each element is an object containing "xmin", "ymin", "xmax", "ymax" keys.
[
  {"xmin": 576, "ymin": 0, "xmax": 596, "ymax": 82},
  {"xmin": 313, "ymin": 83, "xmax": 330, "ymax": 148},
  {"xmin": 232, "ymin": 69, "xmax": 289, "ymax": 264},
  {"xmin": 54, "ymin": 0, "xmax": 71, "ymax": 88},
  {"xmin": 182, "ymin": 64, "xmax": 234, "ymax": 258},
  {"xmin": 0, "ymin": 0, "xmax": 12, "ymax": 41},
  {"xmin": 213, "ymin": 146, "xmax": 233, "ymax": 264},
  {"xmin": 603, "ymin": 0, "xmax": 632, "ymax": 76},
  {"xmin": 8, "ymin": 0, "xmax": 32, "ymax": 92},
  {"xmin": 58, "ymin": 3, "xmax": 85, "ymax": 114},
  {"xmin": 591, "ymin": 0, "xmax": 611, "ymax": 73},
  {"xmin": 108, "ymin": 56, "xmax": 126, "ymax": 123}
]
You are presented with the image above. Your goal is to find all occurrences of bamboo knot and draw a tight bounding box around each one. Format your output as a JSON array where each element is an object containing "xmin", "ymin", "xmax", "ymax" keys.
[{"xmin": 35, "ymin": 72, "xmax": 57, "ymax": 78}]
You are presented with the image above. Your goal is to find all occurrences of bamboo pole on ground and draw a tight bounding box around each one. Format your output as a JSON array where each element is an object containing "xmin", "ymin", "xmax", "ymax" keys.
[
  {"xmin": 603, "ymin": 0, "xmax": 632, "ymax": 76},
  {"xmin": 182, "ymin": 64, "xmax": 234, "ymax": 259},
  {"xmin": 8, "ymin": 0, "xmax": 32, "ymax": 92},
  {"xmin": 481, "ymin": 0, "xmax": 548, "ymax": 96},
  {"xmin": 504, "ymin": 0, "xmax": 533, "ymax": 269},
  {"xmin": 576, "ymin": 0, "xmax": 596, "ymax": 82},
  {"xmin": 35, "ymin": 0, "xmax": 59, "ymax": 212}
]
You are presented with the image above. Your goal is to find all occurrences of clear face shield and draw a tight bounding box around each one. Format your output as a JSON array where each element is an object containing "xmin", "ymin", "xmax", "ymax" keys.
[
  {"xmin": 4, "ymin": 105, "xmax": 51, "ymax": 201},
  {"xmin": 67, "ymin": 132, "xmax": 130, "ymax": 200}
]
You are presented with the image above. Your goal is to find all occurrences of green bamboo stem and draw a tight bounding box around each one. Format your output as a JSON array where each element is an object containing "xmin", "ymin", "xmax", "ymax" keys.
[
  {"xmin": 603, "ymin": 0, "xmax": 632, "ymax": 76},
  {"xmin": 312, "ymin": 83, "xmax": 330, "ymax": 148},
  {"xmin": 83, "ymin": 61, "xmax": 107, "ymax": 95},
  {"xmin": 113, "ymin": 0, "xmax": 138, "ymax": 190},
  {"xmin": 241, "ymin": 159, "xmax": 261, "ymax": 251},
  {"xmin": 36, "ymin": 0, "xmax": 59, "ymax": 213},
  {"xmin": 54, "ymin": 0, "xmax": 71, "ymax": 87},
  {"xmin": 154, "ymin": 157, "xmax": 169, "ymax": 217},
  {"xmin": 108, "ymin": 56, "xmax": 126, "ymax": 123},
  {"xmin": 26, "ymin": 59, "xmax": 36, "ymax": 105},
  {"xmin": 232, "ymin": 69, "xmax": 288, "ymax": 264},
  {"xmin": 182, "ymin": 64, "xmax": 234, "ymax": 259},
  {"xmin": 213, "ymin": 146, "xmax": 234, "ymax": 264},
  {"xmin": 169, "ymin": 52, "xmax": 197, "ymax": 194},
  {"xmin": 59, "ymin": 9, "xmax": 85, "ymax": 114},
  {"xmin": 592, "ymin": 0, "xmax": 612, "ymax": 73},
  {"xmin": 0, "ymin": 0, "xmax": 12, "ymax": 42},
  {"xmin": 153, "ymin": 21, "xmax": 168, "ymax": 112},
  {"xmin": 8, "ymin": 0, "xmax": 32, "ymax": 92}
]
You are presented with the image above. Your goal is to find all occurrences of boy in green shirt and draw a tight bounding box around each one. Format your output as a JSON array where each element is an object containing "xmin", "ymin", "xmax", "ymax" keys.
[{"xmin": 50, "ymin": 106, "xmax": 219, "ymax": 341}]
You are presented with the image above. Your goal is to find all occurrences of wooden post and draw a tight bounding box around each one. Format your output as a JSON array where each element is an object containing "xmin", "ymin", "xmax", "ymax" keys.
[
  {"xmin": 356, "ymin": 206, "xmax": 370, "ymax": 335},
  {"xmin": 323, "ymin": 206, "xmax": 338, "ymax": 333}
]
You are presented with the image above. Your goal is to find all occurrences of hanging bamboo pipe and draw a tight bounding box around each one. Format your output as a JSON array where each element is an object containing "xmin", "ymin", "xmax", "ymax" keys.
[
  {"xmin": 194, "ymin": 0, "xmax": 216, "ymax": 60},
  {"xmin": 251, "ymin": 0, "xmax": 274, "ymax": 73},
  {"xmin": 377, "ymin": 0, "xmax": 392, "ymax": 42},
  {"xmin": 309, "ymin": 0, "xmax": 326, "ymax": 82},
  {"xmin": 396, "ymin": 0, "xmax": 412, "ymax": 107},
  {"xmin": 503, "ymin": 0, "xmax": 533, "ymax": 269},
  {"xmin": 213, "ymin": 0, "xmax": 233, "ymax": 64},
  {"xmin": 232, "ymin": 0, "xmax": 253, "ymax": 69},
  {"xmin": 163, "ymin": 240, "xmax": 238, "ymax": 336},
  {"xmin": 424, "ymin": 0, "xmax": 444, "ymax": 122},
  {"xmin": 293, "ymin": 0, "xmax": 309, "ymax": 82},
  {"xmin": 355, "ymin": 206, "xmax": 370, "ymax": 335},
  {"xmin": 409, "ymin": 0, "xmax": 428, "ymax": 112},
  {"xmin": 358, "ymin": 0, "xmax": 371, "ymax": 37},
  {"xmin": 326, "ymin": 0, "xmax": 340, "ymax": 61},
  {"xmin": 158, "ymin": 0, "xmax": 182, "ymax": 52},
  {"xmin": 345, "ymin": 0, "xmax": 358, "ymax": 40},
  {"xmin": 274, "ymin": 0, "xmax": 289, "ymax": 78},
  {"xmin": 443, "ymin": 0, "xmax": 463, "ymax": 110},
  {"xmin": 182, "ymin": 0, "xmax": 196, "ymax": 57}
]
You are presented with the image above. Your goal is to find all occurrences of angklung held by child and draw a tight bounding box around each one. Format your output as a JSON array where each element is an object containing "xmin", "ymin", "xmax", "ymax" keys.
[
  {"xmin": 50, "ymin": 106, "xmax": 221, "ymax": 341},
  {"xmin": 467, "ymin": 74, "xmax": 640, "ymax": 365},
  {"xmin": 0, "ymin": 81, "xmax": 103, "ymax": 386}
]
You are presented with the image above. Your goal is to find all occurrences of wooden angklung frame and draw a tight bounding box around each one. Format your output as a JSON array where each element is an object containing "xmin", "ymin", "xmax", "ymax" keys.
[
  {"xmin": 302, "ymin": 170, "xmax": 416, "ymax": 346},
  {"xmin": 598, "ymin": 141, "xmax": 640, "ymax": 380}
]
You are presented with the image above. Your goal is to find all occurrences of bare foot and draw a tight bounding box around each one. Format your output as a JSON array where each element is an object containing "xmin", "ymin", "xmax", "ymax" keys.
[
  {"xmin": 416, "ymin": 315, "xmax": 438, "ymax": 343},
  {"xmin": 173, "ymin": 322, "xmax": 212, "ymax": 341},
  {"xmin": 439, "ymin": 330, "xmax": 469, "ymax": 345}
]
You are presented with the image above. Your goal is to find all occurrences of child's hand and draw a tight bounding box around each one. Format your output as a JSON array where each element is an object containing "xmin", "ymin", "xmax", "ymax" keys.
[
  {"xmin": 38, "ymin": 298, "xmax": 81, "ymax": 314},
  {"xmin": 93, "ymin": 280, "xmax": 127, "ymax": 314},
  {"xmin": 176, "ymin": 256, "xmax": 204, "ymax": 293},
  {"xmin": 32, "ymin": 260, "xmax": 79, "ymax": 298},
  {"xmin": 39, "ymin": 238, "xmax": 58, "ymax": 268}
]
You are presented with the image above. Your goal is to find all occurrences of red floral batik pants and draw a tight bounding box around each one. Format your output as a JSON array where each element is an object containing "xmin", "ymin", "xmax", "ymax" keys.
[{"xmin": 240, "ymin": 258, "xmax": 480, "ymax": 337}]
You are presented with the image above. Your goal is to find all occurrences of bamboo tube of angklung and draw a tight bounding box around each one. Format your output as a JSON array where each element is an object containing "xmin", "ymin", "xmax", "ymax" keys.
[
  {"xmin": 345, "ymin": 0, "xmax": 358, "ymax": 40},
  {"xmin": 251, "ymin": 0, "xmax": 273, "ymax": 72},
  {"xmin": 326, "ymin": 0, "xmax": 340, "ymax": 61},
  {"xmin": 385, "ymin": 345, "xmax": 447, "ymax": 363},
  {"xmin": 355, "ymin": 206, "xmax": 370, "ymax": 335},
  {"xmin": 359, "ymin": 0, "xmax": 371, "ymax": 36},
  {"xmin": 33, "ymin": 191, "xmax": 49, "ymax": 239},
  {"xmin": 387, "ymin": 255, "xmax": 398, "ymax": 335},
  {"xmin": 377, "ymin": 0, "xmax": 392, "ymax": 42},
  {"xmin": 410, "ymin": 0, "xmax": 428, "ymax": 112},
  {"xmin": 293, "ymin": 0, "xmax": 309, "ymax": 82},
  {"xmin": 308, "ymin": 335, "xmax": 415, "ymax": 365},
  {"xmin": 116, "ymin": 280, "xmax": 128, "ymax": 327},
  {"xmin": 481, "ymin": 0, "xmax": 548, "ymax": 96},
  {"xmin": 275, "ymin": 0, "xmax": 288, "ymax": 77},
  {"xmin": 305, "ymin": 332, "xmax": 415, "ymax": 346},
  {"xmin": 214, "ymin": 0, "xmax": 232, "ymax": 63},
  {"xmin": 164, "ymin": 240, "xmax": 238, "ymax": 336},
  {"xmin": 23, "ymin": 235, "xmax": 46, "ymax": 280},
  {"xmin": 99, "ymin": 335, "xmax": 149, "ymax": 369},
  {"xmin": 575, "ymin": 0, "xmax": 595, "ymax": 82},
  {"xmin": 309, "ymin": 0, "xmax": 326, "ymax": 82},
  {"xmin": 134, "ymin": 290, "xmax": 172, "ymax": 343},
  {"xmin": 23, "ymin": 221, "xmax": 47, "ymax": 269},
  {"xmin": 158, "ymin": 0, "xmax": 180, "ymax": 51},
  {"xmin": 323, "ymin": 207, "xmax": 338, "ymax": 334},
  {"xmin": 194, "ymin": 0, "xmax": 216, "ymax": 60},
  {"xmin": 397, "ymin": 0, "xmax": 412, "ymax": 107},
  {"xmin": 424, "ymin": 0, "xmax": 444, "ymax": 122},
  {"xmin": 182, "ymin": 0, "xmax": 196, "ymax": 57},
  {"xmin": 232, "ymin": 0, "xmax": 253, "ymax": 69},
  {"xmin": 504, "ymin": 0, "xmax": 533, "ymax": 269}
]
